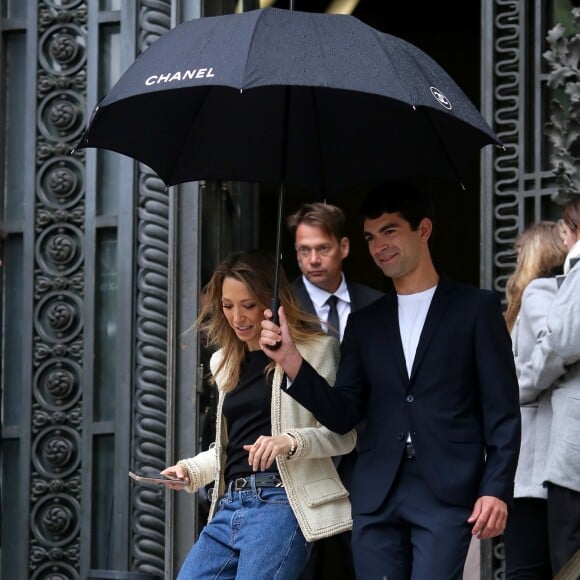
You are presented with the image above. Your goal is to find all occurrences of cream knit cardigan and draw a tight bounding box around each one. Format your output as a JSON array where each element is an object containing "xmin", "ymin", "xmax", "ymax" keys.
[{"xmin": 178, "ymin": 335, "xmax": 357, "ymax": 541}]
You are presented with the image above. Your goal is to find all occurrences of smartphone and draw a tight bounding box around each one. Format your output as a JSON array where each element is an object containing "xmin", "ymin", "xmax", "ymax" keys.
[{"xmin": 128, "ymin": 471, "xmax": 187, "ymax": 487}]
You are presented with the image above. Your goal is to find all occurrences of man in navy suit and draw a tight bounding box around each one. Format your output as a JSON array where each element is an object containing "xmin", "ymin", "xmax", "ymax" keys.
[
  {"xmin": 261, "ymin": 182, "xmax": 521, "ymax": 579},
  {"xmin": 287, "ymin": 202, "xmax": 383, "ymax": 579}
]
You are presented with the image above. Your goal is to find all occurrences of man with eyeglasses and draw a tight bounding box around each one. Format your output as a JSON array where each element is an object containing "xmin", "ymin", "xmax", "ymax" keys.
[{"xmin": 286, "ymin": 202, "xmax": 383, "ymax": 580}]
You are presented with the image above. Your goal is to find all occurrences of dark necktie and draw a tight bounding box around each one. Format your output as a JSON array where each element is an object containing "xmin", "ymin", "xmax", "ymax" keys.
[{"xmin": 326, "ymin": 295, "xmax": 340, "ymax": 339}]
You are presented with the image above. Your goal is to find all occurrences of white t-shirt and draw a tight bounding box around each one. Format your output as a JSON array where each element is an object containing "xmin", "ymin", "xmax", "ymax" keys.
[
  {"xmin": 398, "ymin": 285, "xmax": 437, "ymax": 444},
  {"xmin": 398, "ymin": 286, "xmax": 437, "ymax": 377}
]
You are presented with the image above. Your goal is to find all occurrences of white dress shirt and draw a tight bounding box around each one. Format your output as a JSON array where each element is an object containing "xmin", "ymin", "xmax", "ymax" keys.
[{"xmin": 302, "ymin": 274, "xmax": 350, "ymax": 342}]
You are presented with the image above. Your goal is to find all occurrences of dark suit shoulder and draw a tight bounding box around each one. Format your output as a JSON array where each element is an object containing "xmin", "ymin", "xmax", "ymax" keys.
[
  {"xmin": 291, "ymin": 277, "xmax": 317, "ymax": 317},
  {"xmin": 347, "ymin": 291, "xmax": 392, "ymax": 325},
  {"xmin": 292, "ymin": 277, "xmax": 304, "ymax": 291},
  {"xmin": 437, "ymin": 275, "xmax": 501, "ymax": 306},
  {"xmin": 347, "ymin": 276, "xmax": 500, "ymax": 323},
  {"xmin": 345, "ymin": 278, "xmax": 384, "ymax": 311}
]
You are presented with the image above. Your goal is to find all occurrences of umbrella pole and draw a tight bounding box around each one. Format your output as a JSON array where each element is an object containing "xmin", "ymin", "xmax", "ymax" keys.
[
  {"xmin": 270, "ymin": 183, "xmax": 285, "ymax": 326},
  {"xmin": 269, "ymin": 78, "xmax": 291, "ymax": 333}
]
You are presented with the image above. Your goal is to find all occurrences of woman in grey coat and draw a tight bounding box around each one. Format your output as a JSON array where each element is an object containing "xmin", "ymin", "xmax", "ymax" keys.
[
  {"xmin": 518, "ymin": 197, "xmax": 580, "ymax": 576},
  {"xmin": 504, "ymin": 221, "xmax": 567, "ymax": 579}
]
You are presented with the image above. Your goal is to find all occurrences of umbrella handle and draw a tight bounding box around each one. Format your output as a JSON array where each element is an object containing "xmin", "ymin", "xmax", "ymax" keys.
[
  {"xmin": 270, "ymin": 296, "xmax": 280, "ymax": 326},
  {"xmin": 266, "ymin": 296, "xmax": 281, "ymax": 351}
]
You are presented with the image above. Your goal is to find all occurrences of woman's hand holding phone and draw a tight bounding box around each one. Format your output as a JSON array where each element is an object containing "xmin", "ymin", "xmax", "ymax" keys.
[{"xmin": 129, "ymin": 470, "xmax": 188, "ymax": 489}]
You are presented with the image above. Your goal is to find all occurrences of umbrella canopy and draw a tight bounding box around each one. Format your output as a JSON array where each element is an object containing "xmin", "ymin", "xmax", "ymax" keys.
[
  {"xmin": 77, "ymin": 7, "xmax": 500, "ymax": 321},
  {"xmin": 78, "ymin": 7, "xmax": 500, "ymax": 193}
]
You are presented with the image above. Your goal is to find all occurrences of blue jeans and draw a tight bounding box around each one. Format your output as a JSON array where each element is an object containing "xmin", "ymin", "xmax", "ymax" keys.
[{"xmin": 177, "ymin": 479, "xmax": 312, "ymax": 579}]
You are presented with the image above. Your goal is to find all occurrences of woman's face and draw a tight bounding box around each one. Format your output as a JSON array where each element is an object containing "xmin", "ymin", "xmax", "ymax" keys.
[
  {"xmin": 562, "ymin": 221, "xmax": 579, "ymax": 251},
  {"xmin": 221, "ymin": 276, "xmax": 264, "ymax": 351}
]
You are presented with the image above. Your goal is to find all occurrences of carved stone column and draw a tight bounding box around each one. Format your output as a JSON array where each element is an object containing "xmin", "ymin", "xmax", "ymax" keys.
[
  {"xmin": 130, "ymin": 1, "xmax": 172, "ymax": 576},
  {"xmin": 31, "ymin": 1, "xmax": 87, "ymax": 578}
]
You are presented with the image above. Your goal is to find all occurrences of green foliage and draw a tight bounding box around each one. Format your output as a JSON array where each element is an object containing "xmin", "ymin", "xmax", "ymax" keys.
[{"xmin": 544, "ymin": 7, "xmax": 580, "ymax": 202}]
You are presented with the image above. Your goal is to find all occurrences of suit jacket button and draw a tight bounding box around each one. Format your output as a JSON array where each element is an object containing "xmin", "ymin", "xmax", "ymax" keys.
[{"xmin": 406, "ymin": 394, "xmax": 415, "ymax": 403}]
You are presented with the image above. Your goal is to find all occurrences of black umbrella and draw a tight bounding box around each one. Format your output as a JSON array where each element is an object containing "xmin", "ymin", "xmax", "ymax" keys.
[{"xmin": 77, "ymin": 7, "xmax": 500, "ymax": 318}]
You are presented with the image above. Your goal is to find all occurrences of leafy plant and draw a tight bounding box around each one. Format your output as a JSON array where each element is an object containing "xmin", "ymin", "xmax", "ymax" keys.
[{"xmin": 544, "ymin": 7, "xmax": 580, "ymax": 202}]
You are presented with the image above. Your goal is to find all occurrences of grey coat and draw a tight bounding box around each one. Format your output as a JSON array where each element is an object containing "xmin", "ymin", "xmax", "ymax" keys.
[
  {"xmin": 519, "ymin": 262, "xmax": 580, "ymax": 493},
  {"xmin": 511, "ymin": 277, "xmax": 557, "ymax": 498}
]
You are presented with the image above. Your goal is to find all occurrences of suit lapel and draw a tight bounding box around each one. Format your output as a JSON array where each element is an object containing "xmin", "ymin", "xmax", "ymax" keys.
[
  {"xmin": 409, "ymin": 277, "xmax": 454, "ymax": 381},
  {"xmin": 379, "ymin": 291, "xmax": 409, "ymax": 384},
  {"xmin": 293, "ymin": 278, "xmax": 317, "ymax": 317},
  {"xmin": 347, "ymin": 281, "xmax": 361, "ymax": 311}
]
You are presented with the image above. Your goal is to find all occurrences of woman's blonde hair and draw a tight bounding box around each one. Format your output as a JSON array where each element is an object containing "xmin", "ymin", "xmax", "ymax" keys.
[
  {"xmin": 196, "ymin": 249, "xmax": 325, "ymax": 392},
  {"xmin": 504, "ymin": 221, "xmax": 567, "ymax": 332}
]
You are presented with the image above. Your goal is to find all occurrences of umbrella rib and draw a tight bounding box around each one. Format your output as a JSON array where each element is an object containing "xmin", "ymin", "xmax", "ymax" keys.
[
  {"xmin": 165, "ymin": 86, "xmax": 218, "ymax": 185},
  {"xmin": 308, "ymin": 16, "xmax": 334, "ymax": 197},
  {"xmin": 369, "ymin": 28, "xmax": 416, "ymax": 104},
  {"xmin": 369, "ymin": 28, "xmax": 466, "ymax": 184},
  {"xmin": 239, "ymin": 9, "xmax": 269, "ymax": 91},
  {"xmin": 416, "ymin": 106, "xmax": 467, "ymax": 186}
]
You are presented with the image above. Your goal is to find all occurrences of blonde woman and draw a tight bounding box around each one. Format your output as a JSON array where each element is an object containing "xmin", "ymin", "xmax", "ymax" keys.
[
  {"xmin": 518, "ymin": 197, "xmax": 580, "ymax": 576},
  {"xmin": 503, "ymin": 221, "xmax": 566, "ymax": 579},
  {"xmin": 162, "ymin": 250, "xmax": 356, "ymax": 579}
]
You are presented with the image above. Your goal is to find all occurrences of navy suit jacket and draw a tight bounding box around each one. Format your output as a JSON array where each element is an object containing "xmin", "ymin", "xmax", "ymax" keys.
[{"xmin": 288, "ymin": 276, "xmax": 521, "ymax": 516}]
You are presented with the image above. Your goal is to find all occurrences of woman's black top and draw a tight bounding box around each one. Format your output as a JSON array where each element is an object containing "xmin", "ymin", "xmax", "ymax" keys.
[{"xmin": 223, "ymin": 350, "xmax": 278, "ymax": 482}]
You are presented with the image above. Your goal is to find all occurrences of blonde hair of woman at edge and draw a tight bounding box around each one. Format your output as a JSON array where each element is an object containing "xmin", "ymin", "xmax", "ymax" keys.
[{"xmin": 504, "ymin": 221, "xmax": 567, "ymax": 333}]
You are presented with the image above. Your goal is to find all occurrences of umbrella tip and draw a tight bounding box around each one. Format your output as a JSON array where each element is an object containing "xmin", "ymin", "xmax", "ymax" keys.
[{"xmin": 69, "ymin": 136, "xmax": 85, "ymax": 155}]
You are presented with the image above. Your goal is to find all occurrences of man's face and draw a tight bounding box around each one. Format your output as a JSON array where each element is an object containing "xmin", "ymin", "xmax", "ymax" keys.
[
  {"xmin": 363, "ymin": 211, "xmax": 429, "ymax": 281},
  {"xmin": 294, "ymin": 223, "xmax": 349, "ymax": 293}
]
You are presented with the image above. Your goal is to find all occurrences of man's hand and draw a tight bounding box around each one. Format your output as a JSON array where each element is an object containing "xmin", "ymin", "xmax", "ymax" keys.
[
  {"xmin": 260, "ymin": 306, "xmax": 303, "ymax": 380},
  {"xmin": 467, "ymin": 496, "xmax": 508, "ymax": 539},
  {"xmin": 260, "ymin": 307, "xmax": 284, "ymax": 351}
]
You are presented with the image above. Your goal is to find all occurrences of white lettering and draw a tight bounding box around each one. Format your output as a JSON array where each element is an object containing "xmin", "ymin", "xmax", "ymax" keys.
[{"xmin": 144, "ymin": 68, "xmax": 216, "ymax": 86}]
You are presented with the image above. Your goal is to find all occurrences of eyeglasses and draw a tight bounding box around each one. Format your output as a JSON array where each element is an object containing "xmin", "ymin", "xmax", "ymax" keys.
[{"xmin": 296, "ymin": 245, "xmax": 333, "ymax": 257}]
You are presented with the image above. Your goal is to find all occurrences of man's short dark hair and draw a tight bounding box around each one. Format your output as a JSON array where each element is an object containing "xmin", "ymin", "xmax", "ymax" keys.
[
  {"xmin": 359, "ymin": 181, "xmax": 435, "ymax": 230},
  {"xmin": 286, "ymin": 202, "xmax": 346, "ymax": 240}
]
